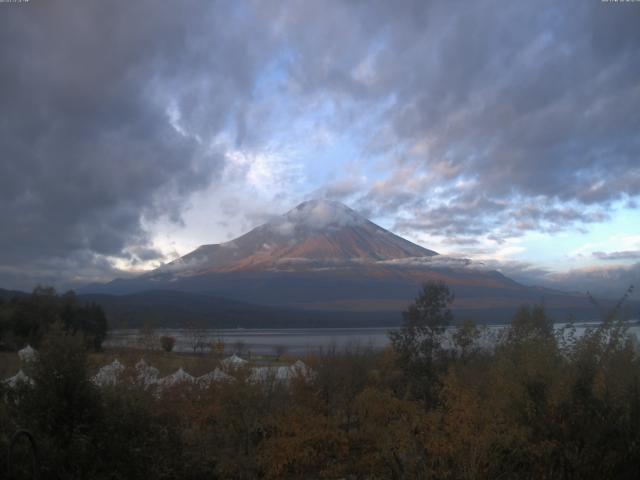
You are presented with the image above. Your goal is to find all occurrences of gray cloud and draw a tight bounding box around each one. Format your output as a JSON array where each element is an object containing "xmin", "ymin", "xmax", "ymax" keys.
[
  {"xmin": 542, "ymin": 263, "xmax": 640, "ymax": 302},
  {"xmin": 1, "ymin": 0, "xmax": 638, "ymax": 292},
  {"xmin": 466, "ymin": 259, "xmax": 639, "ymax": 302},
  {"xmin": 593, "ymin": 251, "xmax": 640, "ymax": 261},
  {"xmin": 0, "ymin": 252, "xmax": 138, "ymax": 292},
  {"xmin": 265, "ymin": 0, "xmax": 640, "ymax": 238},
  {"xmin": 0, "ymin": 0, "xmax": 280, "ymax": 289}
]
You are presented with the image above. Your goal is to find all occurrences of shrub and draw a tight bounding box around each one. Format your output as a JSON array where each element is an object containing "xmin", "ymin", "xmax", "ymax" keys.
[{"xmin": 160, "ymin": 336, "xmax": 176, "ymax": 353}]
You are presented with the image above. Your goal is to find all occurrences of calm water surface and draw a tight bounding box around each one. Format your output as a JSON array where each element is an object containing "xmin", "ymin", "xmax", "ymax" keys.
[{"xmin": 105, "ymin": 323, "xmax": 640, "ymax": 356}]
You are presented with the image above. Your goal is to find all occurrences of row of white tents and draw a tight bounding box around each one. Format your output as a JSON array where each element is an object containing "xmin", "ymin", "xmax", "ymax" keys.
[
  {"xmin": 91, "ymin": 357, "xmax": 314, "ymax": 388},
  {"xmin": 3, "ymin": 345, "xmax": 37, "ymax": 388},
  {"xmin": 90, "ymin": 358, "xmax": 235, "ymax": 388},
  {"xmin": 3, "ymin": 346, "xmax": 314, "ymax": 390},
  {"xmin": 4, "ymin": 370, "xmax": 34, "ymax": 388}
]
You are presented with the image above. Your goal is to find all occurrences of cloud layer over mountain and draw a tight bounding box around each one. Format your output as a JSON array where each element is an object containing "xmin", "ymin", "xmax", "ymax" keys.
[{"xmin": 0, "ymin": 1, "xmax": 278, "ymax": 286}]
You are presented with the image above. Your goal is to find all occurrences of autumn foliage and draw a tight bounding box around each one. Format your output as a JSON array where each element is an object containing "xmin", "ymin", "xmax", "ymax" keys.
[{"xmin": 1, "ymin": 283, "xmax": 639, "ymax": 479}]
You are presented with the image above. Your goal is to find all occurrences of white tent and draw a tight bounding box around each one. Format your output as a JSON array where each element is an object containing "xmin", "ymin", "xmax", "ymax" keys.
[
  {"xmin": 158, "ymin": 367, "xmax": 195, "ymax": 387},
  {"xmin": 196, "ymin": 368, "xmax": 233, "ymax": 387},
  {"xmin": 249, "ymin": 360, "xmax": 315, "ymax": 384},
  {"xmin": 135, "ymin": 359, "xmax": 159, "ymax": 386},
  {"xmin": 221, "ymin": 354, "xmax": 248, "ymax": 368},
  {"xmin": 248, "ymin": 366, "xmax": 271, "ymax": 383},
  {"xmin": 289, "ymin": 360, "xmax": 315, "ymax": 380},
  {"xmin": 249, "ymin": 365, "xmax": 291, "ymax": 383},
  {"xmin": 92, "ymin": 359, "xmax": 125, "ymax": 387},
  {"xmin": 18, "ymin": 345, "xmax": 37, "ymax": 363},
  {"xmin": 275, "ymin": 366, "xmax": 291, "ymax": 381},
  {"xmin": 4, "ymin": 370, "xmax": 34, "ymax": 388}
]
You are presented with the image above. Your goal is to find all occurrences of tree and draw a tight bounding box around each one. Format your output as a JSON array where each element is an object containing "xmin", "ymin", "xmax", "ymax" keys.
[
  {"xmin": 60, "ymin": 291, "xmax": 108, "ymax": 351},
  {"xmin": 274, "ymin": 344, "xmax": 287, "ymax": 360},
  {"xmin": 138, "ymin": 321, "xmax": 157, "ymax": 351},
  {"xmin": 186, "ymin": 322, "xmax": 208, "ymax": 353},
  {"xmin": 212, "ymin": 337, "xmax": 225, "ymax": 358},
  {"xmin": 452, "ymin": 319, "xmax": 481, "ymax": 360},
  {"xmin": 9, "ymin": 286, "xmax": 59, "ymax": 347},
  {"xmin": 233, "ymin": 340, "xmax": 246, "ymax": 356},
  {"xmin": 8, "ymin": 323, "xmax": 188, "ymax": 478},
  {"xmin": 350, "ymin": 387, "xmax": 427, "ymax": 478},
  {"xmin": 258, "ymin": 405, "xmax": 348, "ymax": 480},
  {"xmin": 160, "ymin": 335, "xmax": 176, "ymax": 353},
  {"xmin": 1, "ymin": 287, "xmax": 108, "ymax": 351},
  {"xmin": 13, "ymin": 323, "xmax": 103, "ymax": 477},
  {"xmin": 389, "ymin": 281, "xmax": 454, "ymax": 405},
  {"xmin": 506, "ymin": 304, "xmax": 554, "ymax": 345}
]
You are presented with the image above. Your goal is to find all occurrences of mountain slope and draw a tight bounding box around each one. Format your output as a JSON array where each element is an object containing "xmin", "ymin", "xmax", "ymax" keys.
[
  {"xmin": 150, "ymin": 200, "xmax": 437, "ymax": 277},
  {"xmin": 78, "ymin": 290, "xmax": 397, "ymax": 328}
]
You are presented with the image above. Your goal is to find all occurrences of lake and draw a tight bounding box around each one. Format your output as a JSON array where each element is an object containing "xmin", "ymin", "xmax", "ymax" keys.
[{"xmin": 105, "ymin": 322, "xmax": 640, "ymax": 356}]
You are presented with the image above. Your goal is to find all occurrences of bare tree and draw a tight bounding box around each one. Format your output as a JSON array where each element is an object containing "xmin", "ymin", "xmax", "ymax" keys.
[
  {"xmin": 138, "ymin": 321, "xmax": 158, "ymax": 351},
  {"xmin": 211, "ymin": 330, "xmax": 225, "ymax": 358},
  {"xmin": 186, "ymin": 321, "xmax": 209, "ymax": 354}
]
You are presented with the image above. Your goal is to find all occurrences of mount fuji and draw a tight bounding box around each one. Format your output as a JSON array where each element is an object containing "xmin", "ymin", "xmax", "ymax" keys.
[
  {"xmin": 154, "ymin": 199, "xmax": 437, "ymax": 275},
  {"xmin": 81, "ymin": 200, "xmax": 596, "ymax": 326}
]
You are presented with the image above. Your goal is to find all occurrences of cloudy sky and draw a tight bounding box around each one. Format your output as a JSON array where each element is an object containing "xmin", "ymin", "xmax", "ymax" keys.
[{"xmin": 0, "ymin": 0, "xmax": 638, "ymax": 297}]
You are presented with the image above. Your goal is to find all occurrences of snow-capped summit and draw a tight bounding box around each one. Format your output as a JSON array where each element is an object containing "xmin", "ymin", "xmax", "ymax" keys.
[
  {"xmin": 281, "ymin": 199, "xmax": 365, "ymax": 230},
  {"xmin": 151, "ymin": 200, "xmax": 437, "ymax": 276}
]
